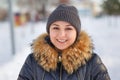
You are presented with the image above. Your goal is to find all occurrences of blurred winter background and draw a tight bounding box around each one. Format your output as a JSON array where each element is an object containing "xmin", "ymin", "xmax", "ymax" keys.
[{"xmin": 0, "ymin": 0, "xmax": 120, "ymax": 80}]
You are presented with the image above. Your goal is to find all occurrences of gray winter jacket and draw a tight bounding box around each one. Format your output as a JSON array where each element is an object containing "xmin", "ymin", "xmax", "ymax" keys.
[{"xmin": 17, "ymin": 31, "xmax": 111, "ymax": 80}]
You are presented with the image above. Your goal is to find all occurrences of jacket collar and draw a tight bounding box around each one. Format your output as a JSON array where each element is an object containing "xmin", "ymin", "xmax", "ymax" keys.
[{"xmin": 32, "ymin": 31, "xmax": 93, "ymax": 74}]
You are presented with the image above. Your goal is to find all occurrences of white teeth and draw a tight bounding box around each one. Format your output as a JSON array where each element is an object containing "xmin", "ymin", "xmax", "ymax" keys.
[{"xmin": 58, "ymin": 40, "xmax": 66, "ymax": 42}]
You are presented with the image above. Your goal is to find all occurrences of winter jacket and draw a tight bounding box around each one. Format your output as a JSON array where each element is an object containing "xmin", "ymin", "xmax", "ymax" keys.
[{"xmin": 17, "ymin": 31, "xmax": 111, "ymax": 80}]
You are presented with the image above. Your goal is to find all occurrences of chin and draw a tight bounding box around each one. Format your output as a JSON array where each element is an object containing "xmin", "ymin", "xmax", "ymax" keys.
[{"xmin": 57, "ymin": 47, "xmax": 67, "ymax": 50}]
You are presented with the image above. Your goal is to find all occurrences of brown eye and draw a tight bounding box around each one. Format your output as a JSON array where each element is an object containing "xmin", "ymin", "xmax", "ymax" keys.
[
  {"xmin": 65, "ymin": 28, "xmax": 72, "ymax": 30},
  {"xmin": 53, "ymin": 27, "xmax": 59, "ymax": 30}
]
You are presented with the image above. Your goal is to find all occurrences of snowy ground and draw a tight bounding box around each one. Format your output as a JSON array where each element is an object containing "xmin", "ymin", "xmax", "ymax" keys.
[{"xmin": 0, "ymin": 16, "xmax": 120, "ymax": 80}]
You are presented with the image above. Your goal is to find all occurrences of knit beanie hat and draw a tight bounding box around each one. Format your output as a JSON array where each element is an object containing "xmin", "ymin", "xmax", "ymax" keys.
[{"xmin": 46, "ymin": 4, "xmax": 81, "ymax": 39}]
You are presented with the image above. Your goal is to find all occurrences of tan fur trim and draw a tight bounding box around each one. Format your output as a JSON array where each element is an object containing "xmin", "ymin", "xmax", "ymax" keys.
[
  {"xmin": 62, "ymin": 31, "xmax": 93, "ymax": 74},
  {"xmin": 32, "ymin": 34, "xmax": 58, "ymax": 71},
  {"xmin": 32, "ymin": 31, "xmax": 93, "ymax": 74}
]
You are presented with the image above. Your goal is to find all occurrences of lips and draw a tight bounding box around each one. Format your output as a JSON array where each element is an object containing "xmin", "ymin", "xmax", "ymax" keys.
[{"xmin": 57, "ymin": 39, "xmax": 67, "ymax": 43}]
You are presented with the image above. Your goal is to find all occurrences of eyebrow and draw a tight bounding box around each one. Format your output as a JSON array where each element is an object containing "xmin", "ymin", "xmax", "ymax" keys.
[{"xmin": 51, "ymin": 24, "xmax": 59, "ymax": 26}]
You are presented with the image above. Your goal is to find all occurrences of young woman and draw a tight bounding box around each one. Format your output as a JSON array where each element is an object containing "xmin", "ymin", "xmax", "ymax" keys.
[{"xmin": 17, "ymin": 4, "xmax": 111, "ymax": 80}]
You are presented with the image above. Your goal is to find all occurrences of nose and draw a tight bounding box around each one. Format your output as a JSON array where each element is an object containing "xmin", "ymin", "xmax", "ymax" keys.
[{"xmin": 58, "ymin": 30, "xmax": 66, "ymax": 37}]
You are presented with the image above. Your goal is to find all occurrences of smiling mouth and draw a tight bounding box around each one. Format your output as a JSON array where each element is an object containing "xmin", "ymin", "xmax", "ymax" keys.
[{"xmin": 57, "ymin": 39, "xmax": 67, "ymax": 43}]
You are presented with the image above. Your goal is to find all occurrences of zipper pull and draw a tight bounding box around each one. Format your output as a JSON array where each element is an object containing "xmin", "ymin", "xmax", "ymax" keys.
[{"xmin": 58, "ymin": 55, "xmax": 62, "ymax": 62}]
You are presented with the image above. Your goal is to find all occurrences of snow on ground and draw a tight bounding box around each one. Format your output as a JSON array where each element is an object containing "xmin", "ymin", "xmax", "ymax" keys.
[
  {"xmin": 0, "ymin": 16, "xmax": 120, "ymax": 80},
  {"xmin": 0, "ymin": 47, "xmax": 30, "ymax": 80}
]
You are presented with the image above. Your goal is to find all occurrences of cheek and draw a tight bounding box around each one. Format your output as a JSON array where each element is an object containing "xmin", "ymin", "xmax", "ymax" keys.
[
  {"xmin": 70, "ymin": 34, "xmax": 77, "ymax": 44},
  {"xmin": 49, "ymin": 32, "xmax": 56, "ymax": 40},
  {"xmin": 70, "ymin": 35, "xmax": 76, "ymax": 43},
  {"xmin": 68, "ymin": 32, "xmax": 77, "ymax": 40}
]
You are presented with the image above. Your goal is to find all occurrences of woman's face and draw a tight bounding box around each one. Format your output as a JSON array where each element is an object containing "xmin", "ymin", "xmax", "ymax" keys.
[{"xmin": 49, "ymin": 21, "xmax": 77, "ymax": 50}]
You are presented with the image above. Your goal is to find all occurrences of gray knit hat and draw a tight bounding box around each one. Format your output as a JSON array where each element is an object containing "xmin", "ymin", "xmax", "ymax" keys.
[{"xmin": 46, "ymin": 4, "xmax": 81, "ymax": 38}]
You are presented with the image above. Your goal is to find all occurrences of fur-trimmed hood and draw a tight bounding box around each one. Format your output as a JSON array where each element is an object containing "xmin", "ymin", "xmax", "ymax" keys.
[{"xmin": 32, "ymin": 31, "xmax": 93, "ymax": 74}]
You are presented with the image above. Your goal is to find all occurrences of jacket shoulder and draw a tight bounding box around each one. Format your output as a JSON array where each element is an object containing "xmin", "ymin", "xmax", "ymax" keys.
[
  {"xmin": 90, "ymin": 53, "xmax": 107, "ymax": 72},
  {"xmin": 91, "ymin": 53, "xmax": 103, "ymax": 64},
  {"xmin": 18, "ymin": 53, "xmax": 44, "ymax": 80},
  {"xmin": 89, "ymin": 53, "xmax": 111, "ymax": 80},
  {"xmin": 27, "ymin": 53, "xmax": 35, "ymax": 62}
]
